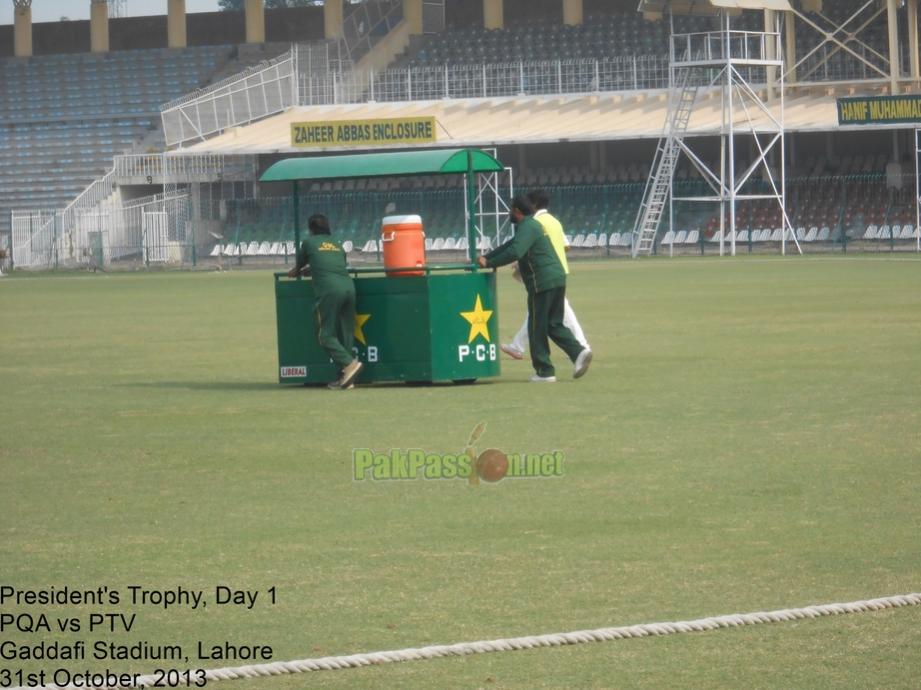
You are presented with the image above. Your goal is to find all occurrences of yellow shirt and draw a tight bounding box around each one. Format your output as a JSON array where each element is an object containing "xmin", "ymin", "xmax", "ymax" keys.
[{"xmin": 534, "ymin": 209, "xmax": 569, "ymax": 275}]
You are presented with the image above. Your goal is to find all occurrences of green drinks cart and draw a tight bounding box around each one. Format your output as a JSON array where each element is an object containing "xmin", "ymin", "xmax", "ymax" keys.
[{"xmin": 262, "ymin": 148, "xmax": 504, "ymax": 385}]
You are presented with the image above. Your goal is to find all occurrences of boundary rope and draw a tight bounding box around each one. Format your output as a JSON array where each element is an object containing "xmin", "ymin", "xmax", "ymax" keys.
[{"xmin": 23, "ymin": 592, "xmax": 921, "ymax": 689}]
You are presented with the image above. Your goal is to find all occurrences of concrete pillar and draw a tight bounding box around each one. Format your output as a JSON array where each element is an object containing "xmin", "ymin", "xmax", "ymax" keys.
[
  {"xmin": 403, "ymin": 0, "xmax": 423, "ymax": 35},
  {"xmin": 90, "ymin": 0, "xmax": 109, "ymax": 54},
  {"xmin": 562, "ymin": 0, "xmax": 583, "ymax": 26},
  {"xmin": 765, "ymin": 9, "xmax": 776, "ymax": 101},
  {"xmin": 324, "ymin": 0, "xmax": 343, "ymax": 40},
  {"xmin": 245, "ymin": 0, "xmax": 265, "ymax": 44},
  {"xmin": 13, "ymin": 1, "xmax": 33, "ymax": 58},
  {"xmin": 784, "ymin": 10, "xmax": 797, "ymax": 84},
  {"xmin": 168, "ymin": 0, "xmax": 187, "ymax": 49},
  {"xmin": 908, "ymin": 0, "xmax": 920, "ymax": 81},
  {"xmin": 886, "ymin": 0, "xmax": 900, "ymax": 94},
  {"xmin": 483, "ymin": 0, "xmax": 503, "ymax": 30}
]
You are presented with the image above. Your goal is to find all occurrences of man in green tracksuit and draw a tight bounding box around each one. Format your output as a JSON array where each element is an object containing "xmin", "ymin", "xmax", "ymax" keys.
[
  {"xmin": 287, "ymin": 214, "xmax": 363, "ymax": 390},
  {"xmin": 477, "ymin": 196, "xmax": 593, "ymax": 383}
]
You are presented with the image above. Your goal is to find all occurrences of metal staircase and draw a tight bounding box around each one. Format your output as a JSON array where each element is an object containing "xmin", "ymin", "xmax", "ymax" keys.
[{"xmin": 631, "ymin": 70, "xmax": 698, "ymax": 257}]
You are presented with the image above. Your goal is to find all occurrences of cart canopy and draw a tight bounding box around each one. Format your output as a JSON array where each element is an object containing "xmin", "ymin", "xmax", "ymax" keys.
[{"xmin": 259, "ymin": 148, "xmax": 504, "ymax": 182}]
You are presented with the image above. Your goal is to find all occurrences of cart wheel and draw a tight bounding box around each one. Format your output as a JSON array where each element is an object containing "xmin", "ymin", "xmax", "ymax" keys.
[{"xmin": 452, "ymin": 378, "xmax": 477, "ymax": 385}]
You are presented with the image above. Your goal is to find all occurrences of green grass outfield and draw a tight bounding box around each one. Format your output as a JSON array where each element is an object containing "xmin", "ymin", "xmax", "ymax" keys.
[{"xmin": 1, "ymin": 256, "xmax": 920, "ymax": 690}]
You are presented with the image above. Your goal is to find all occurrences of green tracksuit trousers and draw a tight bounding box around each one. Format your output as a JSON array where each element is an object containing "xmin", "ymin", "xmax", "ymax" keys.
[
  {"xmin": 315, "ymin": 287, "xmax": 356, "ymax": 369},
  {"xmin": 527, "ymin": 286, "xmax": 585, "ymax": 378}
]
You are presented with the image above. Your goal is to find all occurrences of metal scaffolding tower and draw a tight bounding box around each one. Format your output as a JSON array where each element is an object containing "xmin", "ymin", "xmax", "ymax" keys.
[{"xmin": 633, "ymin": 0, "xmax": 801, "ymax": 257}]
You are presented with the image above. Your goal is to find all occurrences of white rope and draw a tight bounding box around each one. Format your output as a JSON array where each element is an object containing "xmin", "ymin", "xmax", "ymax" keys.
[{"xmin": 24, "ymin": 592, "xmax": 921, "ymax": 689}]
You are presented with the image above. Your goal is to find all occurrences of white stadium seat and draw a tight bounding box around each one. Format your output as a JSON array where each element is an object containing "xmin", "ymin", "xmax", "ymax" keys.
[
  {"xmin": 685, "ymin": 230, "xmax": 699, "ymax": 244},
  {"xmin": 817, "ymin": 227, "xmax": 830, "ymax": 241},
  {"xmin": 209, "ymin": 244, "xmax": 221, "ymax": 257},
  {"xmin": 432, "ymin": 237, "xmax": 445, "ymax": 251},
  {"xmin": 863, "ymin": 224, "xmax": 878, "ymax": 239},
  {"xmin": 805, "ymin": 227, "xmax": 818, "ymax": 242},
  {"xmin": 674, "ymin": 230, "xmax": 687, "ymax": 244},
  {"xmin": 900, "ymin": 224, "xmax": 915, "ymax": 239}
]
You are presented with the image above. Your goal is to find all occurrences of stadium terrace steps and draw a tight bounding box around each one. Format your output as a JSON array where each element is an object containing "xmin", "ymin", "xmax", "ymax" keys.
[{"xmin": 0, "ymin": 45, "xmax": 242, "ymax": 241}]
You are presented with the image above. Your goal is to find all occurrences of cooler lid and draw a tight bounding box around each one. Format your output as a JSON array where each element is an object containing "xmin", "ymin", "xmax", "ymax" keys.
[{"xmin": 382, "ymin": 214, "xmax": 422, "ymax": 225}]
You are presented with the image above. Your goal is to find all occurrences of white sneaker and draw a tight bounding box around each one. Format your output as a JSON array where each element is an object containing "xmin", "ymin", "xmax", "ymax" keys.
[
  {"xmin": 338, "ymin": 359, "xmax": 364, "ymax": 388},
  {"xmin": 501, "ymin": 344, "xmax": 525, "ymax": 360},
  {"xmin": 530, "ymin": 374, "xmax": 557, "ymax": 383},
  {"xmin": 573, "ymin": 349, "xmax": 593, "ymax": 379}
]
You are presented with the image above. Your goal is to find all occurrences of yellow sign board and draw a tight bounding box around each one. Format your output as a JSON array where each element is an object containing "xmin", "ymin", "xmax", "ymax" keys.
[
  {"xmin": 291, "ymin": 117, "xmax": 437, "ymax": 148},
  {"xmin": 837, "ymin": 95, "xmax": 921, "ymax": 126}
]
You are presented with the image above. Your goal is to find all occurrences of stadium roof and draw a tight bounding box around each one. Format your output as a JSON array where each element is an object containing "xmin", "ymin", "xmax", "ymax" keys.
[
  {"xmin": 260, "ymin": 148, "xmax": 503, "ymax": 182},
  {"xmin": 637, "ymin": 0, "xmax": 791, "ymax": 15},
  {"xmin": 180, "ymin": 88, "xmax": 855, "ymax": 155}
]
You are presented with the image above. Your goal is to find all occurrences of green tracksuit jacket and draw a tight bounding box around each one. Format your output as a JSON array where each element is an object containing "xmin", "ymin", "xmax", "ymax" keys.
[{"xmin": 481, "ymin": 216, "xmax": 566, "ymax": 293}]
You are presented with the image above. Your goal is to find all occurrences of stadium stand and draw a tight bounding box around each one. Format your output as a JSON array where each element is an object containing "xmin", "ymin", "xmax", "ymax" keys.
[
  {"xmin": 214, "ymin": 159, "xmax": 917, "ymax": 261},
  {"xmin": 399, "ymin": 12, "xmax": 724, "ymax": 67},
  {"xmin": 790, "ymin": 0, "xmax": 913, "ymax": 81},
  {"xmin": 3, "ymin": 1, "xmax": 917, "ymax": 268},
  {"xmin": 0, "ymin": 44, "xmax": 280, "ymax": 241}
]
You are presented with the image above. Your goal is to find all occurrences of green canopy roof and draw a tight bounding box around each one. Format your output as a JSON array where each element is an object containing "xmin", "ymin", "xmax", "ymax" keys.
[{"xmin": 259, "ymin": 148, "xmax": 503, "ymax": 182}]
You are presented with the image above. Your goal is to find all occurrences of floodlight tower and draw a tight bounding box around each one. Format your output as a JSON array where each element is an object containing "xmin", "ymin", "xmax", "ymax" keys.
[
  {"xmin": 108, "ymin": 0, "xmax": 128, "ymax": 19},
  {"xmin": 633, "ymin": 0, "xmax": 801, "ymax": 257}
]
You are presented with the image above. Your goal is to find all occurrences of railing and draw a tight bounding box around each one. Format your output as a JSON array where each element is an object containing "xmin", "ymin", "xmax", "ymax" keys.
[
  {"xmin": 299, "ymin": 56, "xmax": 671, "ymax": 105},
  {"xmin": 161, "ymin": 50, "xmax": 296, "ymax": 148},
  {"xmin": 114, "ymin": 153, "xmax": 252, "ymax": 180},
  {"xmin": 12, "ymin": 190, "xmax": 192, "ymax": 269},
  {"xmin": 671, "ymin": 30, "xmax": 783, "ymax": 65},
  {"xmin": 10, "ymin": 210, "xmax": 58, "ymax": 269}
]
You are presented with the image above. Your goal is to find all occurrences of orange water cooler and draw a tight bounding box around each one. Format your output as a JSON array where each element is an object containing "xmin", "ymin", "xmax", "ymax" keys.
[{"xmin": 381, "ymin": 214, "xmax": 426, "ymax": 276}]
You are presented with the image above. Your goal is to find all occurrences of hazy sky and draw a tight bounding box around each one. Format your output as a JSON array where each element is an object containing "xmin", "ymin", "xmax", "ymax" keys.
[{"xmin": 0, "ymin": 1, "xmax": 224, "ymax": 26}]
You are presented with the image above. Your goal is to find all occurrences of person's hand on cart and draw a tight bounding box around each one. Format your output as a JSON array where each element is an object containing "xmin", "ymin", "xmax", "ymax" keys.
[
  {"xmin": 476, "ymin": 255, "xmax": 488, "ymax": 269},
  {"xmin": 287, "ymin": 266, "xmax": 310, "ymax": 278}
]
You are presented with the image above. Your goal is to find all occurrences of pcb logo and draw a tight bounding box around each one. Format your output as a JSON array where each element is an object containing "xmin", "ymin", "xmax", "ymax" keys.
[{"xmin": 458, "ymin": 294, "xmax": 497, "ymax": 363}]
